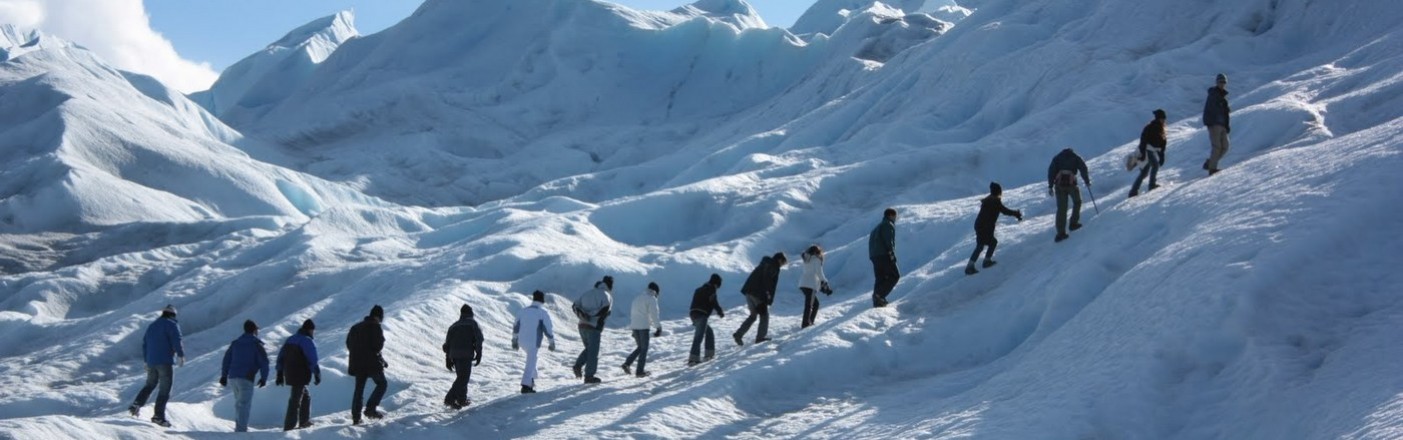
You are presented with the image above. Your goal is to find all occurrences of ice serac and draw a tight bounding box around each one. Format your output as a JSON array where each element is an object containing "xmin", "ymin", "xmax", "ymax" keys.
[
  {"xmin": 189, "ymin": 11, "xmax": 359, "ymax": 125},
  {"xmin": 670, "ymin": 0, "xmax": 767, "ymax": 30},
  {"xmin": 0, "ymin": 25, "xmax": 72, "ymax": 62}
]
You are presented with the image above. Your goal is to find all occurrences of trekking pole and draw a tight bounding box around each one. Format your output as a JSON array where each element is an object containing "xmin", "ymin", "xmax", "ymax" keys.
[{"xmin": 1087, "ymin": 184, "xmax": 1101, "ymax": 214}]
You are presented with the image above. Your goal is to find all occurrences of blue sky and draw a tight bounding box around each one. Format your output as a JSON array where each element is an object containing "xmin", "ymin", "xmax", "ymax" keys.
[{"xmin": 147, "ymin": 0, "xmax": 817, "ymax": 71}]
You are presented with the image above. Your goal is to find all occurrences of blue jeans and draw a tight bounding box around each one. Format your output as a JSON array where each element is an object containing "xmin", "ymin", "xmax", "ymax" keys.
[
  {"xmin": 132, "ymin": 364, "xmax": 173, "ymax": 420},
  {"xmin": 1131, "ymin": 150, "xmax": 1163, "ymax": 195},
  {"xmin": 229, "ymin": 378, "xmax": 254, "ymax": 432},
  {"xmin": 624, "ymin": 329, "xmax": 651, "ymax": 374},
  {"xmin": 574, "ymin": 326, "xmax": 603, "ymax": 378},
  {"xmin": 689, "ymin": 314, "xmax": 715, "ymax": 362}
]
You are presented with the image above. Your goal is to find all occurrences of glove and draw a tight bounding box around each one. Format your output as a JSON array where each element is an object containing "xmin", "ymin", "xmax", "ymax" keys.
[
  {"xmin": 1047, "ymin": 186, "xmax": 1054, "ymax": 197},
  {"xmin": 512, "ymin": 338, "xmax": 520, "ymax": 351},
  {"xmin": 1015, "ymin": 210, "xmax": 1024, "ymax": 221},
  {"xmin": 275, "ymin": 372, "xmax": 285, "ymax": 386},
  {"xmin": 548, "ymin": 340, "xmax": 557, "ymax": 352},
  {"xmin": 446, "ymin": 357, "xmax": 455, "ymax": 372},
  {"xmin": 257, "ymin": 378, "xmax": 266, "ymax": 388},
  {"xmin": 380, "ymin": 358, "xmax": 389, "ymax": 369},
  {"xmin": 177, "ymin": 357, "xmax": 185, "ymax": 368},
  {"xmin": 718, "ymin": 310, "xmax": 725, "ymax": 319},
  {"xmin": 653, "ymin": 328, "xmax": 663, "ymax": 338},
  {"xmin": 474, "ymin": 353, "xmax": 482, "ymax": 367},
  {"xmin": 219, "ymin": 376, "xmax": 227, "ymax": 387},
  {"xmin": 1085, "ymin": 179, "xmax": 1093, "ymax": 188},
  {"xmin": 314, "ymin": 374, "xmax": 321, "ymax": 386}
]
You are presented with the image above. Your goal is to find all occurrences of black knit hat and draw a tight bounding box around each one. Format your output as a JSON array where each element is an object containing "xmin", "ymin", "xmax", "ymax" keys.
[
  {"xmin": 1216, "ymin": 73, "xmax": 1227, "ymax": 83},
  {"xmin": 647, "ymin": 282, "xmax": 660, "ymax": 294},
  {"xmin": 1153, "ymin": 109, "xmax": 1167, "ymax": 120},
  {"xmin": 243, "ymin": 319, "xmax": 258, "ymax": 334},
  {"xmin": 709, "ymin": 273, "xmax": 723, "ymax": 288},
  {"xmin": 532, "ymin": 290, "xmax": 546, "ymax": 303},
  {"xmin": 370, "ymin": 305, "xmax": 384, "ymax": 320},
  {"xmin": 989, "ymin": 181, "xmax": 1002, "ymax": 196},
  {"xmin": 601, "ymin": 276, "xmax": 614, "ymax": 291},
  {"xmin": 301, "ymin": 319, "xmax": 316, "ymax": 331},
  {"xmin": 460, "ymin": 304, "xmax": 473, "ymax": 317},
  {"xmin": 772, "ymin": 252, "xmax": 788, "ymax": 265}
]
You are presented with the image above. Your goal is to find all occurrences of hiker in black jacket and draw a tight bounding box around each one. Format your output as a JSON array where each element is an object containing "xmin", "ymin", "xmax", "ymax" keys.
[
  {"xmin": 733, "ymin": 252, "xmax": 786, "ymax": 345},
  {"xmin": 688, "ymin": 274, "xmax": 725, "ymax": 366},
  {"xmin": 1130, "ymin": 109, "xmax": 1169, "ymax": 197},
  {"xmin": 442, "ymin": 304, "xmax": 484, "ymax": 410},
  {"xmin": 346, "ymin": 305, "xmax": 387, "ymax": 425},
  {"xmin": 275, "ymin": 319, "xmax": 320, "ymax": 431},
  {"xmin": 1203, "ymin": 73, "xmax": 1232, "ymax": 175},
  {"xmin": 966, "ymin": 182, "xmax": 1023, "ymax": 275}
]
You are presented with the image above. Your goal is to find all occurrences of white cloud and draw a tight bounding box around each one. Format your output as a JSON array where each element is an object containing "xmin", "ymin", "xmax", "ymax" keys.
[{"xmin": 0, "ymin": 0, "xmax": 218, "ymax": 93}]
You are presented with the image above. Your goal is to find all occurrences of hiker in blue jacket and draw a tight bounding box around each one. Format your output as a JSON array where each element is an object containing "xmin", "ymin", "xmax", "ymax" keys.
[
  {"xmin": 127, "ymin": 305, "xmax": 185, "ymax": 427},
  {"xmin": 220, "ymin": 320, "xmax": 269, "ymax": 432},
  {"xmin": 276, "ymin": 319, "xmax": 320, "ymax": 431},
  {"xmin": 1047, "ymin": 148, "xmax": 1091, "ymax": 242}
]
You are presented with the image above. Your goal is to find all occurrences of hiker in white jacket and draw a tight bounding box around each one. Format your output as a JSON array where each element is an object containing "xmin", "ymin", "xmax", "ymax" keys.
[
  {"xmin": 513, "ymin": 291, "xmax": 557, "ymax": 394},
  {"xmin": 798, "ymin": 245, "xmax": 832, "ymax": 328},
  {"xmin": 623, "ymin": 282, "xmax": 663, "ymax": 378}
]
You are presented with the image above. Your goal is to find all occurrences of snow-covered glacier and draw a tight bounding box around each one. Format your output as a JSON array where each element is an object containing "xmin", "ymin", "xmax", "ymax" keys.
[{"xmin": 1, "ymin": 0, "xmax": 1401, "ymax": 438}]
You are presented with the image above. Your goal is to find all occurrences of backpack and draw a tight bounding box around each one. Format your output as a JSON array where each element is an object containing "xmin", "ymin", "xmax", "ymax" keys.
[{"xmin": 1055, "ymin": 169, "xmax": 1078, "ymax": 186}]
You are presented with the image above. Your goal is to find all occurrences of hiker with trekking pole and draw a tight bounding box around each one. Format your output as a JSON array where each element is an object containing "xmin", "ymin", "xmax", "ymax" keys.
[{"xmin": 1047, "ymin": 148, "xmax": 1093, "ymax": 242}]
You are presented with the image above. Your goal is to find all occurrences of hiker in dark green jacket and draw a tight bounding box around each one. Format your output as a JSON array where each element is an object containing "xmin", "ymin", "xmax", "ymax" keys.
[{"xmin": 868, "ymin": 208, "xmax": 899, "ymax": 307}]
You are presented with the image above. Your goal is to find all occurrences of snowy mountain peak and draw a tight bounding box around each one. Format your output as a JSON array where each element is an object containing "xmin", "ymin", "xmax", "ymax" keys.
[
  {"xmin": 190, "ymin": 11, "xmax": 359, "ymax": 122},
  {"xmin": 671, "ymin": 0, "xmax": 767, "ymax": 29},
  {"xmin": 0, "ymin": 25, "xmax": 73, "ymax": 62},
  {"xmin": 266, "ymin": 10, "xmax": 358, "ymax": 58}
]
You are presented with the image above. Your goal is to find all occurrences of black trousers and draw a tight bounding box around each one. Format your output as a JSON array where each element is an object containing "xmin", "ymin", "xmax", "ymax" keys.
[
  {"xmin": 446, "ymin": 357, "xmax": 474, "ymax": 405},
  {"xmin": 283, "ymin": 384, "xmax": 311, "ymax": 430},
  {"xmin": 871, "ymin": 258, "xmax": 900, "ymax": 305},
  {"xmin": 800, "ymin": 288, "xmax": 820, "ymax": 328}
]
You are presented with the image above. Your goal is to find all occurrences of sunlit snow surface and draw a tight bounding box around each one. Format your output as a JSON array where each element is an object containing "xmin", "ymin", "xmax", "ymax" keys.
[{"xmin": 2, "ymin": 0, "xmax": 1402, "ymax": 438}]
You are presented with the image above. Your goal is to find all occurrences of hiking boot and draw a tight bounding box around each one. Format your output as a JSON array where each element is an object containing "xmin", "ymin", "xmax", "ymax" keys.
[
  {"xmin": 128, "ymin": 405, "xmax": 139, "ymax": 417},
  {"xmin": 584, "ymin": 376, "xmax": 603, "ymax": 384},
  {"xmin": 520, "ymin": 385, "xmax": 536, "ymax": 394},
  {"xmin": 755, "ymin": 337, "xmax": 771, "ymax": 344},
  {"xmin": 364, "ymin": 409, "xmax": 384, "ymax": 420},
  {"xmin": 299, "ymin": 421, "xmax": 316, "ymax": 429},
  {"xmin": 1202, "ymin": 160, "xmax": 1210, "ymax": 171},
  {"xmin": 982, "ymin": 260, "xmax": 997, "ymax": 269},
  {"xmin": 622, "ymin": 364, "xmax": 632, "ymax": 375},
  {"xmin": 572, "ymin": 365, "xmax": 583, "ymax": 379},
  {"xmin": 1148, "ymin": 183, "xmax": 1160, "ymax": 191},
  {"xmin": 1055, "ymin": 233, "xmax": 1069, "ymax": 242},
  {"xmin": 965, "ymin": 264, "xmax": 978, "ymax": 275},
  {"xmin": 732, "ymin": 333, "xmax": 744, "ymax": 347},
  {"xmin": 704, "ymin": 351, "xmax": 716, "ymax": 361},
  {"xmin": 446, "ymin": 398, "xmax": 462, "ymax": 410},
  {"xmin": 352, "ymin": 417, "xmax": 362, "ymax": 426},
  {"xmin": 1069, "ymin": 223, "xmax": 1083, "ymax": 231},
  {"xmin": 686, "ymin": 358, "xmax": 701, "ymax": 367},
  {"xmin": 1128, "ymin": 190, "xmax": 1139, "ymax": 198},
  {"xmin": 1209, "ymin": 169, "xmax": 1220, "ymax": 176},
  {"xmin": 150, "ymin": 417, "xmax": 172, "ymax": 428},
  {"xmin": 636, "ymin": 371, "xmax": 651, "ymax": 378}
]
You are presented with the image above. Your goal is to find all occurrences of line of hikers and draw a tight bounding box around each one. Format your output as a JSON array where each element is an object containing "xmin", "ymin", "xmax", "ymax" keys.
[{"xmin": 124, "ymin": 73, "xmax": 1234, "ymax": 432}]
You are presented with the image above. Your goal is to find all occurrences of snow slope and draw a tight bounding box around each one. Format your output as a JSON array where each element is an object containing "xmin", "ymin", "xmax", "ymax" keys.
[{"xmin": 1, "ymin": 0, "xmax": 1402, "ymax": 438}]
